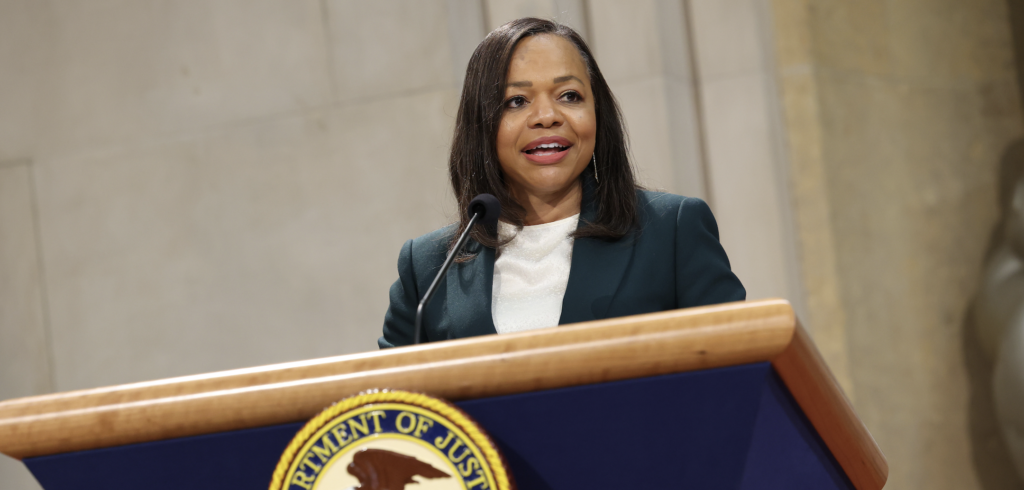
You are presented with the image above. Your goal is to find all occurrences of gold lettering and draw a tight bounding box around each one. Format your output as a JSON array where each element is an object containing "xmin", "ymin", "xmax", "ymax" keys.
[
  {"xmin": 367, "ymin": 410, "xmax": 387, "ymax": 433},
  {"xmin": 458, "ymin": 457, "xmax": 480, "ymax": 477},
  {"xmin": 321, "ymin": 433, "xmax": 339, "ymax": 453},
  {"xmin": 395, "ymin": 411, "xmax": 417, "ymax": 434},
  {"xmin": 434, "ymin": 430, "xmax": 455, "ymax": 449},
  {"xmin": 300, "ymin": 453, "xmax": 322, "ymax": 473},
  {"xmin": 331, "ymin": 425, "xmax": 351, "ymax": 446},
  {"xmin": 348, "ymin": 414, "xmax": 371, "ymax": 439},
  {"xmin": 447, "ymin": 439, "xmax": 471, "ymax": 463},
  {"xmin": 414, "ymin": 416, "xmax": 434, "ymax": 438},
  {"xmin": 466, "ymin": 470, "xmax": 489, "ymax": 489},
  {"xmin": 291, "ymin": 471, "xmax": 315, "ymax": 490},
  {"xmin": 311, "ymin": 444, "xmax": 333, "ymax": 464}
]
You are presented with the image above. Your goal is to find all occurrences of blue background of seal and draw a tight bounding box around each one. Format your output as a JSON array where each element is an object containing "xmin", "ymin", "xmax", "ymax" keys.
[{"xmin": 22, "ymin": 362, "xmax": 853, "ymax": 490}]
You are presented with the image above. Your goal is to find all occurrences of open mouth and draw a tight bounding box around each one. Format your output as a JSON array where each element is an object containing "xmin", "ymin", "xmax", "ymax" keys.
[
  {"xmin": 524, "ymin": 142, "xmax": 571, "ymax": 155},
  {"xmin": 522, "ymin": 136, "xmax": 573, "ymax": 163}
]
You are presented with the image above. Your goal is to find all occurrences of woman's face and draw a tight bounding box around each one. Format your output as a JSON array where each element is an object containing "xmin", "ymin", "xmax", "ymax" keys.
[{"xmin": 496, "ymin": 34, "xmax": 597, "ymax": 202}]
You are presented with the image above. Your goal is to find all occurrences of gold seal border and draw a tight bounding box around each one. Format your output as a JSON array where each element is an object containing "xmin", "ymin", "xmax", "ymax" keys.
[
  {"xmin": 268, "ymin": 389, "xmax": 513, "ymax": 490},
  {"xmin": 287, "ymin": 403, "xmax": 493, "ymax": 488}
]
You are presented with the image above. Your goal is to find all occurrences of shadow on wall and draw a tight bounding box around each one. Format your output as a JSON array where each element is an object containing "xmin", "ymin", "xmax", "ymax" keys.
[{"xmin": 965, "ymin": 138, "xmax": 1024, "ymax": 490}]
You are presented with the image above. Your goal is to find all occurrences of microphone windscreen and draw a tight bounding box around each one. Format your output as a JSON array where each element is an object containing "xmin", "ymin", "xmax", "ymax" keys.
[{"xmin": 468, "ymin": 193, "xmax": 501, "ymax": 228}]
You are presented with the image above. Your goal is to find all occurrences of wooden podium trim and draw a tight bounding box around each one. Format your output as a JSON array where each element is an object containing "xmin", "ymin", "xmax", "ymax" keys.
[
  {"xmin": 773, "ymin": 320, "xmax": 888, "ymax": 490},
  {"xmin": 0, "ymin": 299, "xmax": 886, "ymax": 489}
]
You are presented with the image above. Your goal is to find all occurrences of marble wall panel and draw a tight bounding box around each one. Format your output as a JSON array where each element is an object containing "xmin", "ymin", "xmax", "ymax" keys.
[
  {"xmin": 33, "ymin": 89, "xmax": 458, "ymax": 391},
  {"xmin": 485, "ymin": 0, "xmax": 557, "ymax": 30},
  {"xmin": 589, "ymin": 0, "xmax": 707, "ymax": 200},
  {"xmin": 603, "ymin": 76, "xmax": 703, "ymax": 199},
  {"xmin": 553, "ymin": 0, "xmax": 589, "ymax": 38},
  {"xmin": 886, "ymin": 0, "xmax": 1018, "ymax": 86},
  {"xmin": 807, "ymin": 0, "xmax": 891, "ymax": 78},
  {"xmin": 0, "ymin": 455, "xmax": 41, "ymax": 490},
  {"xmin": 588, "ymin": 0, "xmax": 667, "ymax": 82},
  {"xmin": 325, "ymin": 0, "xmax": 456, "ymax": 102},
  {"xmin": 0, "ymin": 0, "xmax": 43, "ymax": 162},
  {"xmin": 606, "ymin": 77, "xmax": 676, "ymax": 192},
  {"xmin": 0, "ymin": 162, "xmax": 48, "ymax": 490},
  {"xmin": 688, "ymin": 0, "xmax": 768, "ymax": 80},
  {"xmin": 662, "ymin": 77, "xmax": 710, "ymax": 199},
  {"xmin": 698, "ymin": 73, "xmax": 793, "ymax": 302},
  {"xmin": 0, "ymin": 162, "xmax": 52, "ymax": 400},
  {"xmin": 770, "ymin": 0, "xmax": 854, "ymax": 394},
  {"xmin": 687, "ymin": 0, "xmax": 802, "ymax": 307},
  {"xmin": 589, "ymin": 0, "xmax": 694, "ymax": 84},
  {"xmin": 33, "ymin": 0, "xmax": 333, "ymax": 157},
  {"xmin": 652, "ymin": 0, "xmax": 693, "ymax": 82},
  {"xmin": 483, "ymin": 0, "xmax": 588, "ymax": 36},
  {"xmin": 445, "ymin": 0, "xmax": 488, "ymax": 89}
]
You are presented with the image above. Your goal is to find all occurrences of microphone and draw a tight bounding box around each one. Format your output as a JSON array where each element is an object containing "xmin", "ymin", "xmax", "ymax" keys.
[{"xmin": 414, "ymin": 194, "xmax": 501, "ymax": 344}]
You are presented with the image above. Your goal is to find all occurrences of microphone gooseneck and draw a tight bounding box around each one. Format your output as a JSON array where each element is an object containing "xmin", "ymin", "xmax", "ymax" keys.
[{"xmin": 413, "ymin": 194, "xmax": 501, "ymax": 344}]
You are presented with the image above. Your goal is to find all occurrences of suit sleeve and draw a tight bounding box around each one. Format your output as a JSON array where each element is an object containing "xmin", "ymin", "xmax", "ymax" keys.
[
  {"xmin": 675, "ymin": 197, "xmax": 746, "ymax": 308},
  {"xmin": 379, "ymin": 239, "xmax": 419, "ymax": 349}
]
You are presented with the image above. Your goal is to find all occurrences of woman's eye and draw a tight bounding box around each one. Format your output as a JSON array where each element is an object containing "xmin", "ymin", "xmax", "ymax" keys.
[
  {"xmin": 505, "ymin": 96, "xmax": 527, "ymax": 109},
  {"xmin": 561, "ymin": 91, "xmax": 582, "ymax": 103}
]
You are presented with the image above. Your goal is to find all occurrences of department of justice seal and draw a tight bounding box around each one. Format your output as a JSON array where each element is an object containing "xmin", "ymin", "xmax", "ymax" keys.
[{"xmin": 269, "ymin": 389, "xmax": 514, "ymax": 490}]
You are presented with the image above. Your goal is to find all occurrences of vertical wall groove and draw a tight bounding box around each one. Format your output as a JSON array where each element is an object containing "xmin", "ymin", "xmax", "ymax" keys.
[
  {"xmin": 318, "ymin": 0, "xmax": 340, "ymax": 104},
  {"xmin": 26, "ymin": 162, "xmax": 56, "ymax": 394},
  {"xmin": 680, "ymin": 0, "xmax": 714, "ymax": 208}
]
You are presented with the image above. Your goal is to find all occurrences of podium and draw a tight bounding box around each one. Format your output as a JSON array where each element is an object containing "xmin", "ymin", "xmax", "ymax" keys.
[{"xmin": 0, "ymin": 299, "xmax": 886, "ymax": 489}]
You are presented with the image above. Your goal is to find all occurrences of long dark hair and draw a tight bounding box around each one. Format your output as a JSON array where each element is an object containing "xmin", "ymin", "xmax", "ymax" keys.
[{"xmin": 449, "ymin": 17, "xmax": 639, "ymax": 251}]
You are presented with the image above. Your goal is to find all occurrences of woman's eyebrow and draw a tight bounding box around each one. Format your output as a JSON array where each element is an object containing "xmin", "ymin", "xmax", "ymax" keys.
[
  {"xmin": 507, "ymin": 76, "xmax": 582, "ymax": 88},
  {"xmin": 553, "ymin": 75, "xmax": 583, "ymax": 84}
]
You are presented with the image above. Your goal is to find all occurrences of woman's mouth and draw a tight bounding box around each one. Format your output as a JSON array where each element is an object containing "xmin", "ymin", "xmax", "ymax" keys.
[{"xmin": 522, "ymin": 137, "xmax": 573, "ymax": 164}]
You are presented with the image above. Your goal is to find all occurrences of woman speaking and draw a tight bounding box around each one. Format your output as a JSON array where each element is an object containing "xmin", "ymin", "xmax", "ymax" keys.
[{"xmin": 379, "ymin": 18, "xmax": 745, "ymax": 348}]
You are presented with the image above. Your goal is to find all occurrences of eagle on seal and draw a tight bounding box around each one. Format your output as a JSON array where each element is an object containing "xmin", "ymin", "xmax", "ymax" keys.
[{"xmin": 345, "ymin": 448, "xmax": 451, "ymax": 490}]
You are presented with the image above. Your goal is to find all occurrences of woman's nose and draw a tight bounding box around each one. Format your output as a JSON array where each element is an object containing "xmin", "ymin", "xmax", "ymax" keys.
[{"xmin": 527, "ymin": 97, "xmax": 563, "ymax": 128}]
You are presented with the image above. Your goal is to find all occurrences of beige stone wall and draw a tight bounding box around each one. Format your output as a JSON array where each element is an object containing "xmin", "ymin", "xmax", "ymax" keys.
[
  {"xmin": 0, "ymin": 1, "xmax": 470, "ymax": 487},
  {"xmin": 773, "ymin": 0, "xmax": 1024, "ymax": 488}
]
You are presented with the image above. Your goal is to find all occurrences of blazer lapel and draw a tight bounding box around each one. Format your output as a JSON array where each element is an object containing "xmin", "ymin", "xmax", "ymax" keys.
[
  {"xmin": 559, "ymin": 183, "xmax": 636, "ymax": 324},
  {"xmin": 444, "ymin": 240, "xmax": 497, "ymax": 339}
]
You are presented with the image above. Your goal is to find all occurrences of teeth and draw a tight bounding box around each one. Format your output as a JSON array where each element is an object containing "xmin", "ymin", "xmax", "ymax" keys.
[{"xmin": 536, "ymin": 142, "xmax": 563, "ymax": 149}]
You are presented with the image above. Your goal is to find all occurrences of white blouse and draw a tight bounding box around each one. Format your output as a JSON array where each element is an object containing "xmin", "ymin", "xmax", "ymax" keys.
[{"xmin": 491, "ymin": 213, "xmax": 580, "ymax": 334}]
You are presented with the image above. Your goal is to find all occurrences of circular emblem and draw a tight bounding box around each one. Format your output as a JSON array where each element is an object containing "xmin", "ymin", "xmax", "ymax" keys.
[{"xmin": 270, "ymin": 389, "xmax": 514, "ymax": 490}]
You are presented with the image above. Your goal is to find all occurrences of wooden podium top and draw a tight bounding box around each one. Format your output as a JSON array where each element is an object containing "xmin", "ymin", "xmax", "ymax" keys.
[{"xmin": 0, "ymin": 299, "xmax": 886, "ymax": 489}]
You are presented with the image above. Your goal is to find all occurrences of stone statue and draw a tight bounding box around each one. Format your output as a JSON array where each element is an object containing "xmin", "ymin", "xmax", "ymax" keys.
[{"xmin": 974, "ymin": 170, "xmax": 1024, "ymax": 481}]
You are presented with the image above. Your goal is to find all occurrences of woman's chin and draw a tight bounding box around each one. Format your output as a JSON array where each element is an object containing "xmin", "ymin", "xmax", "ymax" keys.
[
  {"xmin": 519, "ymin": 176, "xmax": 583, "ymax": 197},
  {"xmin": 503, "ymin": 159, "xmax": 586, "ymax": 197}
]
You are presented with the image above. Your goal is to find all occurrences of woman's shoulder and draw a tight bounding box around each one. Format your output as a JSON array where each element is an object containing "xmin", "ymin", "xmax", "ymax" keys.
[
  {"xmin": 632, "ymin": 190, "xmax": 727, "ymax": 262},
  {"xmin": 635, "ymin": 190, "xmax": 714, "ymax": 223},
  {"xmin": 387, "ymin": 225, "xmax": 452, "ymax": 280},
  {"xmin": 395, "ymin": 224, "xmax": 456, "ymax": 273}
]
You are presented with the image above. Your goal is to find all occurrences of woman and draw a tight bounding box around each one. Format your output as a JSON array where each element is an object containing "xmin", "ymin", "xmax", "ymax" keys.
[{"xmin": 379, "ymin": 18, "xmax": 744, "ymax": 348}]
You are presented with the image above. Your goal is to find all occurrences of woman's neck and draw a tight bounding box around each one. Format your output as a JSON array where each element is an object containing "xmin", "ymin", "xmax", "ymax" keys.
[{"xmin": 513, "ymin": 180, "xmax": 582, "ymax": 225}]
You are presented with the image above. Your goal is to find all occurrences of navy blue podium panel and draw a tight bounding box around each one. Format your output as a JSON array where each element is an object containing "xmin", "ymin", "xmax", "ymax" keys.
[{"xmin": 23, "ymin": 362, "xmax": 852, "ymax": 490}]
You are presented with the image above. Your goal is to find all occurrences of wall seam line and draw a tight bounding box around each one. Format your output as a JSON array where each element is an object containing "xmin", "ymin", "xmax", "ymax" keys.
[
  {"xmin": 681, "ymin": 0, "xmax": 714, "ymax": 208},
  {"xmin": 319, "ymin": 0, "xmax": 340, "ymax": 104},
  {"xmin": 26, "ymin": 160, "xmax": 58, "ymax": 394},
  {"xmin": 480, "ymin": 0, "xmax": 490, "ymax": 32}
]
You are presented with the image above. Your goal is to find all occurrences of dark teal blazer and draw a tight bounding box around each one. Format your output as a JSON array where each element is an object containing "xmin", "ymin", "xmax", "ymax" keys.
[{"xmin": 379, "ymin": 188, "xmax": 745, "ymax": 348}]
